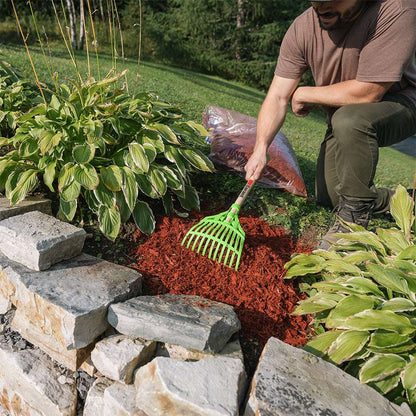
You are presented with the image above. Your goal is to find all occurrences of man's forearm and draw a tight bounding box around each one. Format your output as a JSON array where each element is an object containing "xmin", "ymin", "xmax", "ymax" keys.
[
  {"xmin": 254, "ymin": 95, "xmax": 288, "ymax": 154},
  {"xmin": 294, "ymin": 79, "xmax": 393, "ymax": 108}
]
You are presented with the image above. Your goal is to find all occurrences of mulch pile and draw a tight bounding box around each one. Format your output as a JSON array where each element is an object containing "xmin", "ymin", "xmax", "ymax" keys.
[{"xmin": 129, "ymin": 211, "xmax": 314, "ymax": 362}]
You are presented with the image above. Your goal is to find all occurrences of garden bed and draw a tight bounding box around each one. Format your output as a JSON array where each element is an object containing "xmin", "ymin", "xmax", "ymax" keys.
[{"xmin": 86, "ymin": 209, "xmax": 316, "ymax": 375}]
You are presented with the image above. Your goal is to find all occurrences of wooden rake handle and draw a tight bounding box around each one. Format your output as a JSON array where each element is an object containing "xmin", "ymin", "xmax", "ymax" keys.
[{"xmin": 226, "ymin": 179, "xmax": 256, "ymax": 220}]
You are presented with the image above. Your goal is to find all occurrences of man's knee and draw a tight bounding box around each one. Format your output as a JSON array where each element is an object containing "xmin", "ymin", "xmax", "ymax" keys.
[{"xmin": 331, "ymin": 105, "xmax": 375, "ymax": 142}]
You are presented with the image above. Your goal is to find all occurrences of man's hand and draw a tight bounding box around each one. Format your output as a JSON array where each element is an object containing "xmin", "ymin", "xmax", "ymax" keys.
[
  {"xmin": 245, "ymin": 150, "xmax": 268, "ymax": 181},
  {"xmin": 291, "ymin": 87, "xmax": 312, "ymax": 117}
]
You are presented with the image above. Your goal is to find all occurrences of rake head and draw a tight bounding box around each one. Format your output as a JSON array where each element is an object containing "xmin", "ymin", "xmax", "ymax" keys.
[{"xmin": 181, "ymin": 207, "xmax": 246, "ymax": 270}]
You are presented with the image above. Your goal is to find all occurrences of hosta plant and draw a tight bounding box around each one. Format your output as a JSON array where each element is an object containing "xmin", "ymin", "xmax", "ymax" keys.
[
  {"xmin": 284, "ymin": 185, "xmax": 416, "ymax": 410},
  {"xmin": 0, "ymin": 70, "xmax": 214, "ymax": 240},
  {"xmin": 0, "ymin": 58, "xmax": 42, "ymax": 136}
]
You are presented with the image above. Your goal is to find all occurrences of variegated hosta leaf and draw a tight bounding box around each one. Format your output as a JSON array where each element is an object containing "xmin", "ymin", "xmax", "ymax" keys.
[
  {"xmin": 10, "ymin": 169, "xmax": 38, "ymax": 206},
  {"xmin": 93, "ymin": 182, "xmax": 116, "ymax": 207},
  {"xmin": 370, "ymin": 373, "xmax": 401, "ymax": 395},
  {"xmin": 115, "ymin": 192, "xmax": 132, "ymax": 223},
  {"xmin": 135, "ymin": 173, "xmax": 159, "ymax": 199},
  {"xmin": 73, "ymin": 143, "xmax": 95, "ymax": 164},
  {"xmin": 101, "ymin": 165, "xmax": 122, "ymax": 192},
  {"xmin": 39, "ymin": 131, "xmax": 62, "ymax": 154},
  {"xmin": 377, "ymin": 228, "xmax": 410, "ymax": 255},
  {"xmin": 294, "ymin": 292, "xmax": 344, "ymax": 315},
  {"xmin": 390, "ymin": 184, "xmax": 414, "ymax": 237},
  {"xmin": 74, "ymin": 164, "xmax": 99, "ymax": 190},
  {"xmin": 343, "ymin": 277, "xmax": 385, "ymax": 298},
  {"xmin": 343, "ymin": 251, "xmax": 382, "ymax": 265},
  {"xmin": 312, "ymin": 281, "xmax": 365, "ymax": 296},
  {"xmin": 143, "ymin": 143, "xmax": 157, "ymax": 164},
  {"xmin": 343, "ymin": 309, "xmax": 415, "ymax": 336},
  {"xmin": 58, "ymin": 163, "xmax": 75, "ymax": 191},
  {"xmin": 359, "ymin": 354, "xmax": 406, "ymax": 384},
  {"xmin": 326, "ymin": 295, "xmax": 378, "ymax": 328},
  {"xmin": 98, "ymin": 205, "xmax": 121, "ymax": 241},
  {"xmin": 381, "ymin": 298, "xmax": 416, "ymax": 313},
  {"xmin": 402, "ymin": 357, "xmax": 416, "ymax": 390},
  {"xmin": 369, "ymin": 330, "xmax": 412, "ymax": 349},
  {"xmin": 398, "ymin": 245, "xmax": 416, "ymax": 261},
  {"xmin": 43, "ymin": 161, "xmax": 57, "ymax": 192},
  {"xmin": 150, "ymin": 123, "xmax": 180, "ymax": 145},
  {"xmin": 120, "ymin": 167, "xmax": 138, "ymax": 212},
  {"xmin": 132, "ymin": 200, "xmax": 155, "ymax": 234},
  {"xmin": 61, "ymin": 180, "xmax": 81, "ymax": 202},
  {"xmin": 177, "ymin": 184, "xmax": 200, "ymax": 211},
  {"xmin": 368, "ymin": 341, "xmax": 416, "ymax": 354},
  {"xmin": 164, "ymin": 145, "xmax": 188, "ymax": 178},
  {"xmin": 327, "ymin": 330, "xmax": 370, "ymax": 364},
  {"xmin": 304, "ymin": 330, "xmax": 343, "ymax": 357},
  {"xmin": 332, "ymin": 231, "xmax": 388, "ymax": 257},
  {"xmin": 148, "ymin": 167, "xmax": 167, "ymax": 197},
  {"xmin": 284, "ymin": 254, "xmax": 326, "ymax": 278},
  {"xmin": 178, "ymin": 148, "xmax": 214, "ymax": 172},
  {"xmin": 129, "ymin": 142, "xmax": 149, "ymax": 173},
  {"xmin": 394, "ymin": 259, "xmax": 416, "ymax": 273},
  {"xmin": 365, "ymin": 264, "xmax": 411, "ymax": 297},
  {"xmin": 58, "ymin": 199, "xmax": 77, "ymax": 222},
  {"xmin": 322, "ymin": 259, "xmax": 362, "ymax": 275},
  {"xmin": 311, "ymin": 249, "xmax": 343, "ymax": 260}
]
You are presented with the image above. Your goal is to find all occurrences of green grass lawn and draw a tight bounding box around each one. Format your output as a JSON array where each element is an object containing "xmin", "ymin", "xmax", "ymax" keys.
[{"xmin": 1, "ymin": 42, "xmax": 414, "ymax": 240}]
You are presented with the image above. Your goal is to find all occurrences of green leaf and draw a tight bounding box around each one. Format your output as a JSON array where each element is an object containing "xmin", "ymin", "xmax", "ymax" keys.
[
  {"xmin": 129, "ymin": 142, "xmax": 149, "ymax": 173},
  {"xmin": 58, "ymin": 163, "xmax": 75, "ymax": 191},
  {"xmin": 141, "ymin": 129, "xmax": 165, "ymax": 152},
  {"xmin": 370, "ymin": 373, "xmax": 401, "ymax": 395},
  {"xmin": 402, "ymin": 357, "xmax": 416, "ymax": 390},
  {"xmin": 177, "ymin": 184, "xmax": 200, "ymax": 211},
  {"xmin": 304, "ymin": 330, "xmax": 343, "ymax": 357},
  {"xmin": 369, "ymin": 330, "xmax": 412, "ymax": 348},
  {"xmin": 294, "ymin": 292, "xmax": 344, "ymax": 315},
  {"xmin": 359, "ymin": 354, "xmax": 406, "ymax": 383},
  {"xmin": 17, "ymin": 103, "xmax": 46, "ymax": 122},
  {"xmin": 381, "ymin": 298, "xmax": 416, "ymax": 312},
  {"xmin": 84, "ymin": 190, "xmax": 100, "ymax": 213},
  {"xmin": 120, "ymin": 167, "xmax": 138, "ymax": 212},
  {"xmin": 39, "ymin": 131, "xmax": 62, "ymax": 154},
  {"xmin": 326, "ymin": 295, "xmax": 377, "ymax": 328},
  {"xmin": 343, "ymin": 251, "xmax": 381, "ymax": 265},
  {"xmin": 344, "ymin": 309, "xmax": 416, "ymax": 335},
  {"xmin": 164, "ymin": 145, "xmax": 187, "ymax": 178},
  {"xmin": 73, "ymin": 143, "xmax": 95, "ymax": 164},
  {"xmin": 161, "ymin": 166, "xmax": 182, "ymax": 190},
  {"xmin": 377, "ymin": 228, "xmax": 410, "ymax": 254},
  {"xmin": 136, "ymin": 173, "xmax": 158, "ymax": 199},
  {"xmin": 93, "ymin": 182, "xmax": 116, "ymax": 207},
  {"xmin": 10, "ymin": 169, "xmax": 38, "ymax": 206},
  {"xmin": 327, "ymin": 330, "xmax": 370, "ymax": 364},
  {"xmin": 115, "ymin": 192, "xmax": 131, "ymax": 223},
  {"xmin": 148, "ymin": 167, "xmax": 167, "ymax": 196},
  {"xmin": 98, "ymin": 205, "xmax": 121, "ymax": 241},
  {"xmin": 19, "ymin": 139, "xmax": 38, "ymax": 158},
  {"xmin": 284, "ymin": 254, "xmax": 325, "ymax": 278},
  {"xmin": 366, "ymin": 264, "xmax": 411, "ymax": 297},
  {"xmin": 101, "ymin": 165, "xmax": 122, "ymax": 192},
  {"xmin": 74, "ymin": 164, "xmax": 99, "ymax": 190},
  {"xmin": 162, "ymin": 193, "xmax": 174, "ymax": 215},
  {"xmin": 390, "ymin": 184, "xmax": 414, "ymax": 236},
  {"xmin": 151, "ymin": 123, "xmax": 180, "ymax": 145},
  {"xmin": 58, "ymin": 199, "xmax": 77, "ymax": 221},
  {"xmin": 178, "ymin": 148, "xmax": 214, "ymax": 172},
  {"xmin": 132, "ymin": 200, "xmax": 156, "ymax": 234},
  {"xmin": 343, "ymin": 277, "xmax": 385, "ymax": 298},
  {"xmin": 143, "ymin": 143, "xmax": 157, "ymax": 164},
  {"xmin": 322, "ymin": 259, "xmax": 362, "ymax": 275},
  {"xmin": 398, "ymin": 246, "xmax": 416, "ymax": 261},
  {"xmin": 394, "ymin": 259, "xmax": 416, "ymax": 273},
  {"xmin": 43, "ymin": 161, "xmax": 56, "ymax": 192},
  {"xmin": 61, "ymin": 180, "xmax": 81, "ymax": 202},
  {"xmin": 5, "ymin": 170, "xmax": 21, "ymax": 200},
  {"xmin": 333, "ymin": 231, "xmax": 388, "ymax": 256}
]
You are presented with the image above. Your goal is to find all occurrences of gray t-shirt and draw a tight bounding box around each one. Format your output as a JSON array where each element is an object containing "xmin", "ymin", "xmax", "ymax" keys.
[{"xmin": 275, "ymin": 0, "xmax": 416, "ymax": 117}]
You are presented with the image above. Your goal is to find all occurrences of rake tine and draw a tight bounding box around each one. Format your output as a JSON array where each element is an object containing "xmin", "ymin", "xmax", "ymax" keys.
[
  {"xmin": 193, "ymin": 221, "xmax": 217, "ymax": 252},
  {"xmin": 201, "ymin": 222, "xmax": 226, "ymax": 256},
  {"xmin": 215, "ymin": 227, "xmax": 235, "ymax": 262}
]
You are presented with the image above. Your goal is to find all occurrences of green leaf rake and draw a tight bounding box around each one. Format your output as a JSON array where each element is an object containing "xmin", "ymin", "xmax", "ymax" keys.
[{"xmin": 181, "ymin": 179, "xmax": 255, "ymax": 271}]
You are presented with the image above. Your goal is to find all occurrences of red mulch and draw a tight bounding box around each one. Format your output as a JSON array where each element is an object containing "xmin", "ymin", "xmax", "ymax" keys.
[{"xmin": 128, "ymin": 211, "xmax": 313, "ymax": 361}]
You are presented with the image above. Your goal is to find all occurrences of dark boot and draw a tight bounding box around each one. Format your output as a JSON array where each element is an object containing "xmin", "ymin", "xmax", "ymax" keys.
[{"xmin": 318, "ymin": 196, "xmax": 375, "ymax": 250}]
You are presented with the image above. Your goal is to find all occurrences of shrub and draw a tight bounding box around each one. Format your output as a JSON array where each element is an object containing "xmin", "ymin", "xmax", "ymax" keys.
[
  {"xmin": 0, "ymin": 70, "xmax": 214, "ymax": 240},
  {"xmin": 284, "ymin": 185, "xmax": 416, "ymax": 411}
]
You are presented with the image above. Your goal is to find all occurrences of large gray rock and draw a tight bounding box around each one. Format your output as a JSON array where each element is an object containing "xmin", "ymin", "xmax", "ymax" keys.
[
  {"xmin": 91, "ymin": 335, "xmax": 156, "ymax": 384},
  {"xmin": 0, "ymin": 197, "xmax": 51, "ymax": 221},
  {"xmin": 0, "ymin": 341, "xmax": 77, "ymax": 416},
  {"xmin": 83, "ymin": 378, "xmax": 113, "ymax": 416},
  {"xmin": 135, "ymin": 356, "xmax": 247, "ymax": 416},
  {"xmin": 108, "ymin": 294, "xmax": 241, "ymax": 353},
  {"xmin": 0, "ymin": 252, "xmax": 142, "ymax": 356},
  {"xmin": 0, "ymin": 211, "xmax": 86, "ymax": 270},
  {"xmin": 103, "ymin": 382, "xmax": 139, "ymax": 416},
  {"xmin": 244, "ymin": 337, "xmax": 412, "ymax": 416}
]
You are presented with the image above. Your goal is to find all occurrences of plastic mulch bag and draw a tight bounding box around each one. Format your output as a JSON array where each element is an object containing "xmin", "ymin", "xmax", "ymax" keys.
[{"xmin": 203, "ymin": 106, "xmax": 307, "ymax": 197}]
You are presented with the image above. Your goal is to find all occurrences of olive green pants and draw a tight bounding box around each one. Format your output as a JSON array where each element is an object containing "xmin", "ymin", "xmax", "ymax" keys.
[{"xmin": 316, "ymin": 96, "xmax": 416, "ymax": 213}]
